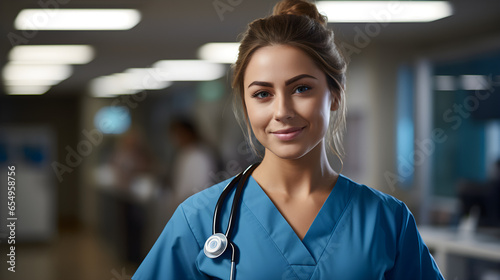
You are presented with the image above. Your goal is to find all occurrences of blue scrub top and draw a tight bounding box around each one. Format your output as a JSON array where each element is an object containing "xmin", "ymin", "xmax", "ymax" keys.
[{"xmin": 133, "ymin": 174, "xmax": 444, "ymax": 279}]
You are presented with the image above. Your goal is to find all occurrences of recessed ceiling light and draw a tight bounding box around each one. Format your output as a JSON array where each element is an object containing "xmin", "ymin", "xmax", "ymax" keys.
[
  {"xmin": 198, "ymin": 43, "xmax": 240, "ymax": 64},
  {"xmin": 8, "ymin": 45, "xmax": 94, "ymax": 64},
  {"xmin": 316, "ymin": 1, "xmax": 453, "ymax": 23},
  {"xmin": 14, "ymin": 9, "xmax": 141, "ymax": 30},
  {"xmin": 152, "ymin": 60, "xmax": 226, "ymax": 81}
]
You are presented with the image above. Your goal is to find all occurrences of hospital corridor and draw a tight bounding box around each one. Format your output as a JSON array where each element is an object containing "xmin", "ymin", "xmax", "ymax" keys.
[{"xmin": 1, "ymin": 0, "xmax": 500, "ymax": 279}]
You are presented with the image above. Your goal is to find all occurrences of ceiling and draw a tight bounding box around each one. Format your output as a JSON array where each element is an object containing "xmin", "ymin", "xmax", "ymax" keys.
[{"xmin": 1, "ymin": 0, "xmax": 500, "ymax": 96}]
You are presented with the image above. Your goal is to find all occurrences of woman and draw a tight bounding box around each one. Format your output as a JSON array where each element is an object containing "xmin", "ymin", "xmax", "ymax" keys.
[{"xmin": 132, "ymin": 0, "xmax": 444, "ymax": 279}]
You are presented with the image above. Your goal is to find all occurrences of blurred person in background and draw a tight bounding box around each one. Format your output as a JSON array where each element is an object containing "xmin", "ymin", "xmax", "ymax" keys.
[
  {"xmin": 168, "ymin": 117, "xmax": 217, "ymax": 206},
  {"xmin": 111, "ymin": 127, "xmax": 155, "ymax": 263},
  {"xmin": 112, "ymin": 128, "xmax": 154, "ymax": 192}
]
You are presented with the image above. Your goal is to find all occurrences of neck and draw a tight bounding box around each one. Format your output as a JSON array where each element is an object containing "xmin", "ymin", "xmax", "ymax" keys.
[{"xmin": 254, "ymin": 142, "xmax": 337, "ymax": 196}]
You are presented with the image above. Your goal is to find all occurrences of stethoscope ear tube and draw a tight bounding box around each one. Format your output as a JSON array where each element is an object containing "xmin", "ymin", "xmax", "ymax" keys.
[
  {"xmin": 225, "ymin": 163, "xmax": 260, "ymax": 238},
  {"xmin": 210, "ymin": 162, "xmax": 260, "ymax": 239},
  {"xmin": 203, "ymin": 162, "xmax": 261, "ymax": 279},
  {"xmin": 212, "ymin": 172, "xmax": 243, "ymax": 235}
]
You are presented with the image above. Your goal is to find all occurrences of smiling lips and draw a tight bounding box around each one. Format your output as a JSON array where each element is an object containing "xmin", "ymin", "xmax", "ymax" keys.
[{"xmin": 271, "ymin": 127, "xmax": 305, "ymax": 141}]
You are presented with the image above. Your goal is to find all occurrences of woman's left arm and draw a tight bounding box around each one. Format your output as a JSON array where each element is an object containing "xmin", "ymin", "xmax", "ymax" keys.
[{"xmin": 385, "ymin": 204, "xmax": 445, "ymax": 280}]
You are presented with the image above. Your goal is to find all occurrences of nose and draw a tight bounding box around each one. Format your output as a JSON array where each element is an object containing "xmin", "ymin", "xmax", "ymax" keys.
[{"xmin": 274, "ymin": 92, "xmax": 294, "ymax": 121}]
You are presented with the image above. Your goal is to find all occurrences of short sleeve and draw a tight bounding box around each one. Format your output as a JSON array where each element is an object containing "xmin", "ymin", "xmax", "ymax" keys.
[
  {"xmin": 132, "ymin": 205, "xmax": 209, "ymax": 280},
  {"xmin": 385, "ymin": 204, "xmax": 445, "ymax": 280}
]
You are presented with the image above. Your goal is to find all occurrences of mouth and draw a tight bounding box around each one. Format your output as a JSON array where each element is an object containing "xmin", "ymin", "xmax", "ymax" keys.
[{"xmin": 271, "ymin": 126, "xmax": 305, "ymax": 141}]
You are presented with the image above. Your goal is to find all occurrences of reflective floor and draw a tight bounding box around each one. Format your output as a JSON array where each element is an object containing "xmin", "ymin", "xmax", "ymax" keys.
[{"xmin": 0, "ymin": 225, "xmax": 138, "ymax": 280}]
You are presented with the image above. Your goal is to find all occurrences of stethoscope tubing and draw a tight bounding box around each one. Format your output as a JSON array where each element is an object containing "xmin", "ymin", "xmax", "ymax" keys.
[
  {"xmin": 207, "ymin": 162, "xmax": 260, "ymax": 280},
  {"xmin": 212, "ymin": 163, "xmax": 260, "ymax": 237}
]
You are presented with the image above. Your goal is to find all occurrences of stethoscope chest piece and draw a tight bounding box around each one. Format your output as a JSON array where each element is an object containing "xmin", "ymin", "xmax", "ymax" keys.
[{"xmin": 204, "ymin": 233, "xmax": 228, "ymax": 258}]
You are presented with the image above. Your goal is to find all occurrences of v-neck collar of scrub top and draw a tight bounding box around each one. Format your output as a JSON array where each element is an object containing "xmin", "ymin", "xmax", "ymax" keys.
[{"xmin": 242, "ymin": 174, "xmax": 354, "ymax": 268}]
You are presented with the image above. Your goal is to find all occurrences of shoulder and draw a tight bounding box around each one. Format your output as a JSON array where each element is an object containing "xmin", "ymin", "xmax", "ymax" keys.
[
  {"xmin": 340, "ymin": 174, "xmax": 407, "ymax": 214},
  {"xmin": 180, "ymin": 176, "xmax": 232, "ymax": 216},
  {"xmin": 340, "ymin": 175, "xmax": 415, "ymax": 241},
  {"xmin": 171, "ymin": 176, "xmax": 234, "ymax": 242}
]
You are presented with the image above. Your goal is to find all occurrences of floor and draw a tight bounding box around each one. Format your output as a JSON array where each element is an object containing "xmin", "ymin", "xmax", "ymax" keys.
[{"xmin": 0, "ymin": 225, "xmax": 139, "ymax": 280}]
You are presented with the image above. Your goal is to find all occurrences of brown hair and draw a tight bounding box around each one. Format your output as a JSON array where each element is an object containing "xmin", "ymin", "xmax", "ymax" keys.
[{"xmin": 232, "ymin": 0, "xmax": 347, "ymax": 161}]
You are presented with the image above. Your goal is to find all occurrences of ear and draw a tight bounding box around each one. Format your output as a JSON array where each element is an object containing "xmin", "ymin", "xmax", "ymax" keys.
[{"xmin": 330, "ymin": 92, "xmax": 340, "ymax": 111}]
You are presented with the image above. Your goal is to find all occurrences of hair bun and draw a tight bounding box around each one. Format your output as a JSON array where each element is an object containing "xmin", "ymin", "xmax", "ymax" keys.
[{"xmin": 272, "ymin": 0, "xmax": 327, "ymax": 26}]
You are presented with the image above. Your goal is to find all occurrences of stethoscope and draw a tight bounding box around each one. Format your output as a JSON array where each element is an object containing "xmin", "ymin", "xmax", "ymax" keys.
[{"xmin": 203, "ymin": 162, "xmax": 260, "ymax": 280}]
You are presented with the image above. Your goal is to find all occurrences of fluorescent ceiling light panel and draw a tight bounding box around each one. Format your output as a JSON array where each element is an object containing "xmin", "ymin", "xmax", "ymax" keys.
[
  {"xmin": 5, "ymin": 85, "xmax": 51, "ymax": 95},
  {"xmin": 4, "ymin": 79, "xmax": 63, "ymax": 87},
  {"xmin": 3, "ymin": 63, "xmax": 73, "ymax": 82},
  {"xmin": 14, "ymin": 9, "xmax": 141, "ymax": 30},
  {"xmin": 460, "ymin": 75, "xmax": 489, "ymax": 90},
  {"xmin": 153, "ymin": 60, "xmax": 226, "ymax": 81},
  {"xmin": 89, "ymin": 76, "xmax": 115, "ymax": 97},
  {"xmin": 198, "ymin": 42, "xmax": 240, "ymax": 64},
  {"xmin": 89, "ymin": 68, "xmax": 173, "ymax": 97},
  {"xmin": 9, "ymin": 45, "xmax": 94, "ymax": 64},
  {"xmin": 435, "ymin": 75, "xmax": 456, "ymax": 91},
  {"xmin": 123, "ymin": 68, "xmax": 172, "ymax": 90},
  {"xmin": 90, "ymin": 75, "xmax": 138, "ymax": 97},
  {"xmin": 316, "ymin": 1, "xmax": 453, "ymax": 23}
]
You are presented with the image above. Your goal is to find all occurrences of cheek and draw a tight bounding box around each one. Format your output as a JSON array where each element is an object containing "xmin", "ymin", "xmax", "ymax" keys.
[
  {"xmin": 298, "ymin": 96, "xmax": 332, "ymax": 134},
  {"xmin": 249, "ymin": 111, "xmax": 268, "ymax": 132},
  {"xmin": 244, "ymin": 100, "xmax": 267, "ymax": 133},
  {"xmin": 301, "ymin": 96, "xmax": 331, "ymax": 121}
]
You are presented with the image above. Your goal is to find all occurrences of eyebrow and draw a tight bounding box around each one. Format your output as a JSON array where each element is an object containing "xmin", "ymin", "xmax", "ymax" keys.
[{"xmin": 247, "ymin": 74, "xmax": 317, "ymax": 88}]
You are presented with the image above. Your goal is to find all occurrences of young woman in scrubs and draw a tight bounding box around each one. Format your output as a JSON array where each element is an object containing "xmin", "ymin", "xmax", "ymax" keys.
[{"xmin": 133, "ymin": 0, "xmax": 445, "ymax": 279}]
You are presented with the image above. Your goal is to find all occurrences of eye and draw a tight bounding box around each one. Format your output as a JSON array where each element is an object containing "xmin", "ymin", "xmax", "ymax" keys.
[
  {"xmin": 294, "ymin": 85, "xmax": 311, "ymax": 94},
  {"xmin": 252, "ymin": 91, "xmax": 271, "ymax": 99}
]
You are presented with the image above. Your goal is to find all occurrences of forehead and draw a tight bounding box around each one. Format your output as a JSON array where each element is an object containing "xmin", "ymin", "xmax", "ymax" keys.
[{"xmin": 243, "ymin": 45, "xmax": 324, "ymax": 87}]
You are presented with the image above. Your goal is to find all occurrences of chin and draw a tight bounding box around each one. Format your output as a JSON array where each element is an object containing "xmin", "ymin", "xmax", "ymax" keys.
[{"xmin": 266, "ymin": 145, "xmax": 311, "ymax": 160}]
